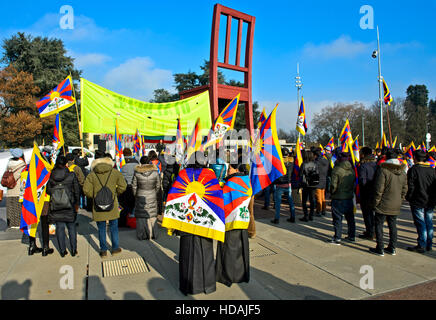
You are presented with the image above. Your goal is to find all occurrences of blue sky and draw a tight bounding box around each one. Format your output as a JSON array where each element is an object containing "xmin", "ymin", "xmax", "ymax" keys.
[{"xmin": 1, "ymin": 0, "xmax": 435, "ymax": 133}]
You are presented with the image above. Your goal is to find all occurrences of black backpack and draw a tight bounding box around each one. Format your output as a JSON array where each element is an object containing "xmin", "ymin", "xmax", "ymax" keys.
[
  {"xmin": 303, "ymin": 162, "xmax": 320, "ymax": 187},
  {"xmin": 50, "ymin": 182, "xmax": 73, "ymax": 211},
  {"xmin": 94, "ymin": 170, "xmax": 114, "ymax": 212}
]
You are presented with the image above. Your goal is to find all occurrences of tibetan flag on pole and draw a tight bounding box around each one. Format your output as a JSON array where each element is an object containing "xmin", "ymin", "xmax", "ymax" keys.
[
  {"xmin": 352, "ymin": 137, "xmax": 360, "ymax": 162},
  {"xmin": 375, "ymin": 141, "xmax": 379, "ymax": 150},
  {"xmin": 175, "ymin": 117, "xmax": 186, "ymax": 164},
  {"xmin": 223, "ymin": 175, "xmax": 252, "ymax": 231},
  {"xmin": 296, "ymin": 97, "xmax": 308, "ymax": 136},
  {"xmin": 429, "ymin": 146, "xmax": 436, "ymax": 153},
  {"xmin": 20, "ymin": 143, "xmax": 52, "ymax": 237},
  {"xmin": 291, "ymin": 136, "xmax": 303, "ymax": 183},
  {"xmin": 340, "ymin": 119, "xmax": 352, "ymax": 152},
  {"xmin": 203, "ymin": 94, "xmax": 240, "ymax": 149},
  {"xmin": 428, "ymin": 156, "xmax": 436, "ymax": 168},
  {"xmin": 382, "ymin": 78, "xmax": 393, "ymax": 106},
  {"xmin": 250, "ymin": 105, "xmax": 287, "ymax": 196},
  {"xmin": 381, "ymin": 132, "xmax": 389, "ymax": 149},
  {"xmin": 325, "ymin": 137, "xmax": 335, "ymax": 153},
  {"xmin": 53, "ymin": 113, "xmax": 64, "ymax": 151},
  {"xmin": 36, "ymin": 76, "xmax": 76, "ymax": 118},
  {"xmin": 319, "ymin": 144, "xmax": 327, "ymax": 159},
  {"xmin": 392, "ymin": 136, "xmax": 398, "ymax": 149},
  {"xmin": 133, "ymin": 129, "xmax": 141, "ymax": 155},
  {"xmin": 348, "ymin": 139, "xmax": 360, "ymax": 206},
  {"xmin": 162, "ymin": 167, "xmax": 225, "ymax": 242},
  {"xmin": 420, "ymin": 142, "xmax": 427, "ymax": 152},
  {"xmin": 115, "ymin": 119, "xmax": 126, "ymax": 169},
  {"xmin": 258, "ymin": 108, "xmax": 267, "ymax": 128},
  {"xmin": 404, "ymin": 142, "xmax": 415, "ymax": 159},
  {"xmin": 186, "ymin": 118, "xmax": 202, "ymax": 162}
]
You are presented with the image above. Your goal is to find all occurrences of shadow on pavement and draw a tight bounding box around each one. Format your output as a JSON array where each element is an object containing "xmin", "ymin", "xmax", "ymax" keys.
[{"xmin": 1, "ymin": 279, "xmax": 32, "ymax": 300}]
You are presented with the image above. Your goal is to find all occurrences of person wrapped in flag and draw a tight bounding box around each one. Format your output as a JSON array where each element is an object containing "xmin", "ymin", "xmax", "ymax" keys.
[
  {"xmin": 296, "ymin": 97, "xmax": 308, "ymax": 136},
  {"xmin": 162, "ymin": 151, "xmax": 224, "ymax": 295},
  {"xmin": 36, "ymin": 75, "xmax": 76, "ymax": 118},
  {"xmin": 216, "ymin": 155, "xmax": 252, "ymax": 287}
]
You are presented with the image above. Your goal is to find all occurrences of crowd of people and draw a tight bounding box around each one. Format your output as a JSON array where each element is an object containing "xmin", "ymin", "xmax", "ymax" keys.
[
  {"xmin": 1, "ymin": 141, "xmax": 435, "ymax": 295},
  {"xmin": 264, "ymin": 144, "xmax": 436, "ymax": 257}
]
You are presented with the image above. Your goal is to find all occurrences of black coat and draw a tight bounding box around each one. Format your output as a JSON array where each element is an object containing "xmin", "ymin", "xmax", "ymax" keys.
[
  {"xmin": 358, "ymin": 155, "xmax": 378, "ymax": 202},
  {"xmin": 274, "ymin": 158, "xmax": 293, "ymax": 185},
  {"xmin": 162, "ymin": 162, "xmax": 180, "ymax": 194},
  {"xmin": 406, "ymin": 163, "xmax": 436, "ymax": 208},
  {"xmin": 315, "ymin": 157, "xmax": 329, "ymax": 189},
  {"xmin": 46, "ymin": 167, "xmax": 80, "ymax": 223}
]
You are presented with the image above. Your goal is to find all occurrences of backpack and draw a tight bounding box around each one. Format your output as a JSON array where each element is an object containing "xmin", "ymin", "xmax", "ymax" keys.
[
  {"xmin": 303, "ymin": 162, "xmax": 320, "ymax": 187},
  {"xmin": 94, "ymin": 170, "xmax": 114, "ymax": 212},
  {"xmin": 1, "ymin": 165, "xmax": 23, "ymax": 189},
  {"xmin": 50, "ymin": 182, "xmax": 73, "ymax": 211}
]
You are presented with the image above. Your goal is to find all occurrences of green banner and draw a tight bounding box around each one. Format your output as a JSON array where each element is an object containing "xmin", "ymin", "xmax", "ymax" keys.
[{"xmin": 80, "ymin": 78, "xmax": 212, "ymax": 136}]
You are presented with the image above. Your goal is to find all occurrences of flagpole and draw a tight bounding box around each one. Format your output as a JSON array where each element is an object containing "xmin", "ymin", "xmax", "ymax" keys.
[
  {"xmin": 386, "ymin": 104, "xmax": 393, "ymax": 147},
  {"xmin": 376, "ymin": 26, "xmax": 384, "ymax": 143},
  {"xmin": 55, "ymin": 100, "xmax": 66, "ymax": 157},
  {"xmin": 70, "ymin": 73, "xmax": 85, "ymax": 157}
]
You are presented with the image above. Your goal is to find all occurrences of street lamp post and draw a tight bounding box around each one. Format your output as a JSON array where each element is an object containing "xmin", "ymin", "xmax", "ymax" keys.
[{"xmin": 372, "ymin": 26, "xmax": 384, "ymax": 142}]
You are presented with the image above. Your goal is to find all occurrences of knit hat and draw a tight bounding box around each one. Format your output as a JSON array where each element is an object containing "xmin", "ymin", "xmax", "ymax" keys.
[{"xmin": 11, "ymin": 148, "xmax": 23, "ymax": 158}]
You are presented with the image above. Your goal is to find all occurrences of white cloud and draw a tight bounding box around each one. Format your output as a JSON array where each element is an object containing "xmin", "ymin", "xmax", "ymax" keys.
[
  {"xmin": 68, "ymin": 51, "xmax": 111, "ymax": 68},
  {"xmin": 303, "ymin": 35, "xmax": 373, "ymax": 59},
  {"xmin": 103, "ymin": 57, "xmax": 173, "ymax": 101}
]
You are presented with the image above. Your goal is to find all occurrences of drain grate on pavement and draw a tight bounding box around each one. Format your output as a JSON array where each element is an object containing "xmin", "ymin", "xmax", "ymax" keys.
[
  {"xmin": 102, "ymin": 257, "xmax": 150, "ymax": 277},
  {"xmin": 249, "ymin": 242, "xmax": 278, "ymax": 258}
]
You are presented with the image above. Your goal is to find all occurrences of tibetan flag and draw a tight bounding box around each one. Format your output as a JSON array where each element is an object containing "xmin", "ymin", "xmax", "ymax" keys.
[
  {"xmin": 325, "ymin": 137, "xmax": 335, "ymax": 152},
  {"xmin": 203, "ymin": 94, "xmax": 240, "ymax": 149},
  {"xmin": 250, "ymin": 105, "xmax": 287, "ymax": 196},
  {"xmin": 115, "ymin": 119, "xmax": 126, "ymax": 169},
  {"xmin": 291, "ymin": 136, "xmax": 303, "ymax": 183},
  {"xmin": 175, "ymin": 117, "xmax": 186, "ymax": 164},
  {"xmin": 162, "ymin": 167, "xmax": 225, "ymax": 242},
  {"xmin": 375, "ymin": 141, "xmax": 379, "ymax": 150},
  {"xmin": 52, "ymin": 113, "xmax": 64, "ymax": 151},
  {"xmin": 404, "ymin": 142, "xmax": 416, "ymax": 159},
  {"xmin": 223, "ymin": 175, "xmax": 252, "ymax": 231},
  {"xmin": 296, "ymin": 97, "xmax": 308, "ymax": 136},
  {"xmin": 133, "ymin": 129, "xmax": 141, "ymax": 154},
  {"xmin": 429, "ymin": 146, "xmax": 436, "ymax": 153},
  {"xmin": 352, "ymin": 137, "xmax": 360, "ymax": 162},
  {"xmin": 381, "ymin": 132, "xmax": 389, "ymax": 148},
  {"xmin": 348, "ymin": 139, "xmax": 360, "ymax": 205},
  {"xmin": 20, "ymin": 143, "xmax": 52, "ymax": 237},
  {"xmin": 428, "ymin": 156, "xmax": 436, "ymax": 168},
  {"xmin": 383, "ymin": 78, "xmax": 393, "ymax": 106},
  {"xmin": 340, "ymin": 119, "xmax": 352, "ymax": 152},
  {"xmin": 392, "ymin": 136, "xmax": 398, "ymax": 149},
  {"xmin": 258, "ymin": 108, "xmax": 267, "ymax": 128},
  {"xmin": 319, "ymin": 144, "xmax": 327, "ymax": 159},
  {"xmin": 421, "ymin": 142, "xmax": 427, "ymax": 152},
  {"xmin": 36, "ymin": 75, "xmax": 76, "ymax": 118},
  {"xmin": 186, "ymin": 118, "xmax": 202, "ymax": 162}
]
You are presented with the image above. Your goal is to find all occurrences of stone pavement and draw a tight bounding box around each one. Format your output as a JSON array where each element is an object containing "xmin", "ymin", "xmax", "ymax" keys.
[{"xmin": 0, "ymin": 198, "xmax": 435, "ymax": 300}]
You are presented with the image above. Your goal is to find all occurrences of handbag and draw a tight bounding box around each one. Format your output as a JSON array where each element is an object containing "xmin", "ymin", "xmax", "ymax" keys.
[{"xmin": 0, "ymin": 189, "xmax": 3, "ymax": 202}]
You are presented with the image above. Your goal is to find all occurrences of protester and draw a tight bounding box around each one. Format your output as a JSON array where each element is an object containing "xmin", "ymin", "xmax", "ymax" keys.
[
  {"xmin": 66, "ymin": 153, "xmax": 85, "ymax": 188},
  {"xmin": 156, "ymin": 139, "xmax": 165, "ymax": 155},
  {"xmin": 329, "ymin": 152, "xmax": 356, "ymax": 244},
  {"xmin": 405, "ymin": 150, "xmax": 436, "ymax": 253},
  {"xmin": 209, "ymin": 149, "xmax": 227, "ymax": 186},
  {"xmin": 216, "ymin": 155, "xmax": 251, "ymax": 287},
  {"xmin": 71, "ymin": 148, "xmax": 89, "ymax": 176},
  {"xmin": 132, "ymin": 156, "xmax": 161, "ymax": 240},
  {"xmin": 162, "ymin": 153, "xmax": 180, "ymax": 204},
  {"xmin": 358, "ymin": 147, "xmax": 378, "ymax": 239},
  {"xmin": 178, "ymin": 151, "xmax": 216, "ymax": 295},
  {"xmin": 314, "ymin": 147, "xmax": 329, "ymax": 216},
  {"xmin": 83, "ymin": 152, "xmax": 127, "ymax": 257},
  {"xmin": 46, "ymin": 156, "xmax": 80, "ymax": 257},
  {"xmin": 148, "ymin": 150, "xmax": 163, "ymax": 214},
  {"xmin": 299, "ymin": 150, "xmax": 319, "ymax": 222},
  {"xmin": 3, "ymin": 148, "xmax": 27, "ymax": 228},
  {"xmin": 369, "ymin": 149, "xmax": 408, "ymax": 256},
  {"xmin": 376, "ymin": 147, "xmax": 388, "ymax": 166},
  {"xmin": 271, "ymin": 148, "xmax": 296, "ymax": 224},
  {"xmin": 119, "ymin": 148, "xmax": 139, "ymax": 227}
]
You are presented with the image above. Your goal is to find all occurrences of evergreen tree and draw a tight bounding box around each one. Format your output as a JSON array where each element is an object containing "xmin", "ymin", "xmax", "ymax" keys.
[{"xmin": 404, "ymin": 85, "xmax": 429, "ymax": 144}]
